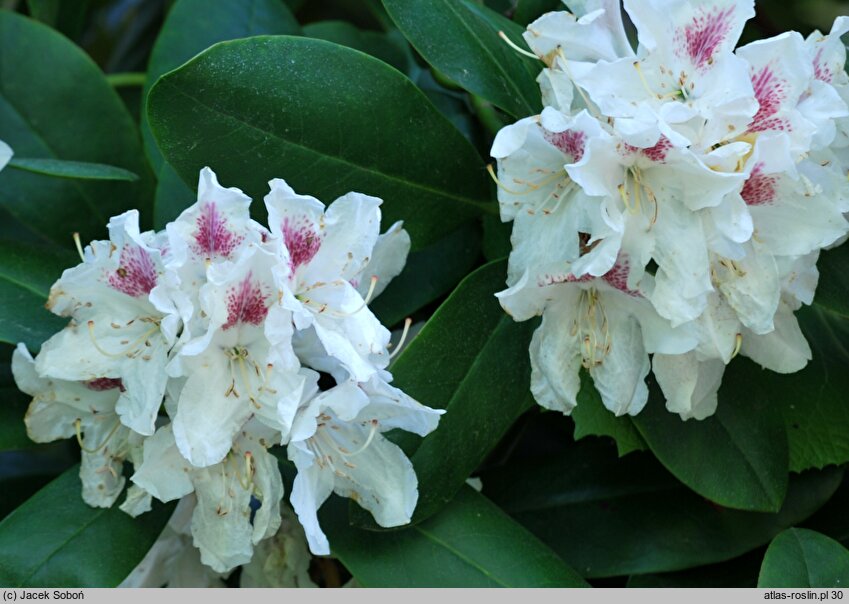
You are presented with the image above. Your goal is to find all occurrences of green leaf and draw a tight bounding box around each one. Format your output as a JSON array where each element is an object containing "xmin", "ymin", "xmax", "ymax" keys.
[
  {"xmin": 627, "ymin": 551, "xmax": 763, "ymax": 588},
  {"xmin": 482, "ymin": 213, "xmax": 511, "ymax": 261},
  {"xmin": 631, "ymin": 368, "xmax": 789, "ymax": 513},
  {"xmin": 148, "ymin": 36, "xmax": 493, "ymax": 249},
  {"xmin": 302, "ymin": 20, "xmax": 411, "ymax": 73},
  {"xmin": 143, "ymin": 0, "xmax": 301, "ymax": 224},
  {"xmin": 572, "ymin": 371, "xmax": 646, "ymax": 456},
  {"xmin": 513, "ymin": 0, "xmax": 563, "ymax": 25},
  {"xmin": 0, "ymin": 354, "xmax": 36, "ymax": 451},
  {"xmin": 0, "ymin": 11, "xmax": 153, "ymax": 244},
  {"xmin": 152, "ymin": 163, "xmax": 196, "ymax": 229},
  {"xmin": 758, "ymin": 528, "xmax": 849, "ymax": 588},
  {"xmin": 26, "ymin": 0, "xmax": 90, "ymax": 39},
  {"xmin": 382, "ymin": 0, "xmax": 541, "ymax": 118},
  {"xmin": 325, "ymin": 486, "xmax": 588, "ymax": 587},
  {"xmin": 482, "ymin": 438, "xmax": 842, "ymax": 578},
  {"xmin": 0, "ymin": 240, "xmax": 74, "ymax": 349},
  {"xmin": 7, "ymin": 158, "xmax": 139, "ymax": 182},
  {"xmin": 0, "ymin": 465, "xmax": 174, "ymax": 587},
  {"xmin": 370, "ymin": 221, "xmax": 482, "ymax": 327},
  {"xmin": 376, "ymin": 260, "xmax": 536, "ymax": 523}
]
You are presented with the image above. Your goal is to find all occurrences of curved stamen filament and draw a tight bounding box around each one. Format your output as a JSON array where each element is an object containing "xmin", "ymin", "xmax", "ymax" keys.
[
  {"xmin": 87, "ymin": 321, "xmax": 159, "ymax": 358},
  {"xmin": 74, "ymin": 418, "xmax": 122, "ymax": 454},
  {"xmin": 389, "ymin": 318, "xmax": 413, "ymax": 360},
  {"xmin": 72, "ymin": 232, "xmax": 85, "ymax": 262},
  {"xmin": 731, "ymin": 333, "xmax": 743, "ymax": 359},
  {"xmin": 487, "ymin": 164, "xmax": 569, "ymax": 196},
  {"xmin": 497, "ymin": 30, "xmax": 539, "ymax": 60},
  {"xmin": 344, "ymin": 421, "xmax": 379, "ymax": 457}
]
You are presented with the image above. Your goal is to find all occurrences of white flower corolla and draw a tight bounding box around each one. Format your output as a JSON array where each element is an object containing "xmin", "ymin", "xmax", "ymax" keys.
[
  {"xmin": 0, "ymin": 140, "xmax": 12, "ymax": 172},
  {"xmin": 497, "ymin": 0, "xmax": 849, "ymax": 420},
  {"xmin": 168, "ymin": 243, "xmax": 316, "ymax": 467},
  {"xmin": 654, "ymin": 252, "xmax": 819, "ymax": 419},
  {"xmin": 12, "ymin": 344, "xmax": 130, "ymax": 507},
  {"xmin": 12, "ymin": 165, "xmax": 439, "ymax": 574},
  {"xmin": 497, "ymin": 257, "xmax": 698, "ymax": 416},
  {"xmin": 240, "ymin": 505, "xmax": 316, "ymax": 588},
  {"xmin": 34, "ymin": 211, "xmax": 176, "ymax": 436},
  {"xmin": 119, "ymin": 497, "xmax": 225, "ymax": 588},
  {"xmin": 264, "ymin": 179, "xmax": 393, "ymax": 383},
  {"xmin": 287, "ymin": 376, "xmax": 443, "ymax": 555},
  {"xmin": 130, "ymin": 422, "xmax": 284, "ymax": 574},
  {"xmin": 803, "ymin": 17, "xmax": 849, "ymax": 149}
]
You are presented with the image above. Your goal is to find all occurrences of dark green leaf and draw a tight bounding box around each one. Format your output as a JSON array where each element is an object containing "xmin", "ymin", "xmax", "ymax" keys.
[
  {"xmin": 804, "ymin": 472, "xmax": 849, "ymax": 545},
  {"xmin": 7, "ymin": 158, "xmax": 138, "ymax": 182},
  {"xmin": 325, "ymin": 486, "xmax": 588, "ymax": 587},
  {"xmin": 572, "ymin": 371, "xmax": 646, "ymax": 456},
  {"xmin": 376, "ymin": 260, "xmax": 536, "ymax": 523},
  {"xmin": 142, "ymin": 0, "xmax": 301, "ymax": 172},
  {"xmin": 632, "ymin": 367, "xmax": 789, "ymax": 513},
  {"xmin": 148, "ymin": 36, "xmax": 493, "ymax": 248},
  {"xmin": 513, "ymin": 0, "xmax": 562, "ymax": 25},
  {"xmin": 482, "ymin": 213, "xmax": 511, "ymax": 261},
  {"xmin": 0, "ymin": 465, "xmax": 173, "ymax": 587},
  {"xmin": 370, "ymin": 221, "xmax": 482, "ymax": 327},
  {"xmin": 758, "ymin": 528, "xmax": 849, "ymax": 588},
  {"xmin": 482, "ymin": 438, "xmax": 842, "ymax": 578},
  {"xmin": 0, "ymin": 240, "xmax": 74, "ymax": 349},
  {"xmin": 0, "ymin": 11, "xmax": 153, "ymax": 244},
  {"xmin": 143, "ymin": 0, "xmax": 301, "ymax": 224},
  {"xmin": 302, "ymin": 20, "xmax": 411, "ymax": 73},
  {"xmin": 382, "ymin": 0, "xmax": 541, "ymax": 118},
  {"xmin": 152, "ymin": 163, "xmax": 195, "ymax": 229},
  {"xmin": 627, "ymin": 551, "xmax": 762, "ymax": 588},
  {"xmin": 26, "ymin": 0, "xmax": 90, "ymax": 39}
]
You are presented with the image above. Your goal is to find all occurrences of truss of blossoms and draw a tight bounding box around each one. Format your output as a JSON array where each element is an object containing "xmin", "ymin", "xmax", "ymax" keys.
[
  {"xmin": 492, "ymin": 0, "xmax": 849, "ymax": 420},
  {"xmin": 12, "ymin": 167, "xmax": 443, "ymax": 579}
]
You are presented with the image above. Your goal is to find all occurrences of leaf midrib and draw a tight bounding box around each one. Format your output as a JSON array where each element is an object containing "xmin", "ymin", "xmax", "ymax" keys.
[{"xmin": 153, "ymin": 77, "xmax": 496, "ymax": 215}]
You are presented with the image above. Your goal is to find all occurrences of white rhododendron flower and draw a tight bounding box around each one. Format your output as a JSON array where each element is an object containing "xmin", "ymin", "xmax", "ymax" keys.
[
  {"xmin": 494, "ymin": 0, "xmax": 849, "ymax": 420},
  {"xmin": 0, "ymin": 140, "xmax": 12, "ymax": 172},
  {"xmin": 13, "ymin": 167, "xmax": 442, "ymax": 577}
]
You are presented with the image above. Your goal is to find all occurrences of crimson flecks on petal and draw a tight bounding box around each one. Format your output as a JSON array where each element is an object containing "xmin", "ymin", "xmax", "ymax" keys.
[
  {"xmin": 602, "ymin": 259, "xmax": 640, "ymax": 297},
  {"xmin": 679, "ymin": 5, "xmax": 735, "ymax": 69},
  {"xmin": 108, "ymin": 245, "xmax": 157, "ymax": 297},
  {"xmin": 741, "ymin": 163, "xmax": 778, "ymax": 206},
  {"xmin": 193, "ymin": 202, "xmax": 243, "ymax": 259},
  {"xmin": 223, "ymin": 272, "xmax": 269, "ymax": 330},
  {"xmin": 544, "ymin": 129, "xmax": 586, "ymax": 162},
  {"xmin": 282, "ymin": 217, "xmax": 321, "ymax": 271},
  {"xmin": 86, "ymin": 377, "xmax": 126, "ymax": 392},
  {"xmin": 749, "ymin": 66, "xmax": 790, "ymax": 133},
  {"xmin": 813, "ymin": 48, "xmax": 834, "ymax": 84}
]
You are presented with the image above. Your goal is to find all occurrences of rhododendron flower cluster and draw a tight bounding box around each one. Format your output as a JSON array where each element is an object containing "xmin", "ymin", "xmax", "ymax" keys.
[
  {"xmin": 12, "ymin": 167, "xmax": 442, "ymax": 575},
  {"xmin": 493, "ymin": 0, "xmax": 849, "ymax": 419}
]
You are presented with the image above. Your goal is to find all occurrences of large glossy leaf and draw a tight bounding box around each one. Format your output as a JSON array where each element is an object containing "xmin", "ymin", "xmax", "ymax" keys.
[
  {"xmin": 632, "ymin": 368, "xmax": 789, "ymax": 513},
  {"xmin": 325, "ymin": 486, "xmax": 587, "ymax": 587},
  {"xmin": 482, "ymin": 438, "xmax": 842, "ymax": 578},
  {"xmin": 758, "ymin": 528, "xmax": 849, "ymax": 588},
  {"xmin": 0, "ymin": 465, "xmax": 173, "ymax": 587},
  {"xmin": 7, "ymin": 158, "xmax": 138, "ymax": 182},
  {"xmin": 148, "ymin": 36, "xmax": 493, "ymax": 248},
  {"xmin": 0, "ymin": 11, "xmax": 152, "ymax": 244},
  {"xmin": 370, "ymin": 221, "xmax": 482, "ymax": 328},
  {"xmin": 142, "ymin": 0, "xmax": 300, "ymax": 226},
  {"xmin": 0, "ymin": 241, "xmax": 73, "ymax": 349},
  {"xmin": 382, "ymin": 0, "xmax": 541, "ymax": 118},
  {"xmin": 367, "ymin": 260, "xmax": 536, "ymax": 524}
]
